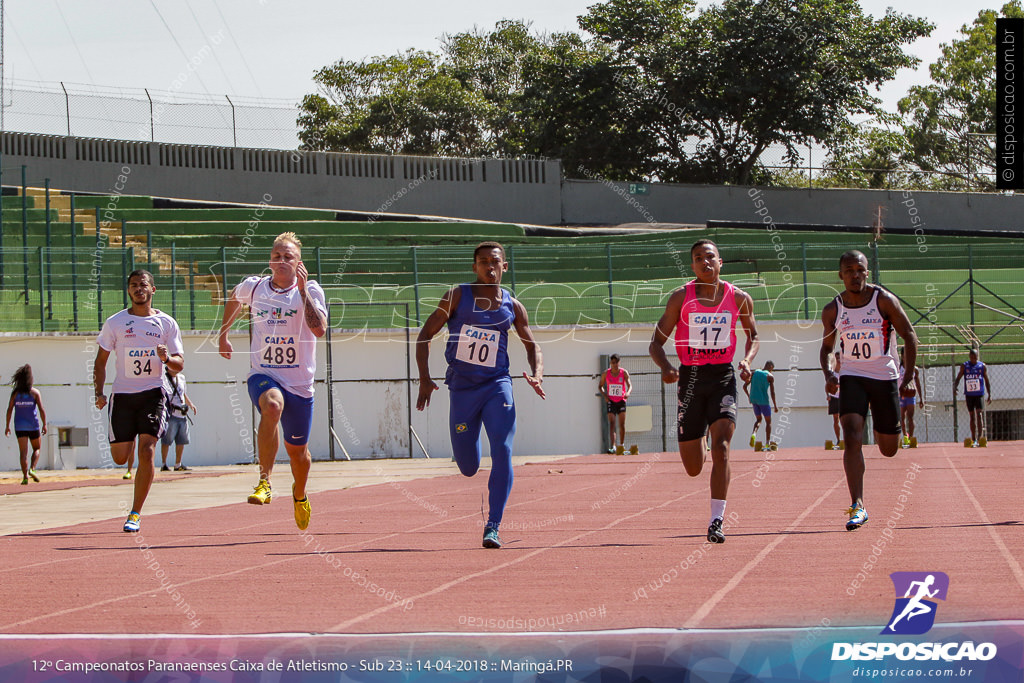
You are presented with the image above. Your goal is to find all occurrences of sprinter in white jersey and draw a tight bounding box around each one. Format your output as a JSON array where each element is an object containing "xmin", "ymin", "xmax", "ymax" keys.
[
  {"xmin": 93, "ymin": 270, "xmax": 184, "ymax": 533},
  {"xmin": 819, "ymin": 251, "xmax": 917, "ymax": 532},
  {"xmin": 219, "ymin": 232, "xmax": 326, "ymax": 530}
]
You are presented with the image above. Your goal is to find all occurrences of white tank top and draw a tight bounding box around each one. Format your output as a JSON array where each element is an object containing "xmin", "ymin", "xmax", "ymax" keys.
[{"xmin": 834, "ymin": 288, "xmax": 898, "ymax": 381}]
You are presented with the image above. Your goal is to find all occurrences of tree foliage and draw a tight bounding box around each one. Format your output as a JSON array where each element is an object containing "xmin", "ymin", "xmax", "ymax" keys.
[
  {"xmin": 298, "ymin": 1, "xmax": 932, "ymax": 184},
  {"xmin": 897, "ymin": 2, "xmax": 1023, "ymax": 190}
]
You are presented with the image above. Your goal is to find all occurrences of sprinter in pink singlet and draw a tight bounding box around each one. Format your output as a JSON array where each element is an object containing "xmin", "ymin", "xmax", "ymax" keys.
[
  {"xmin": 599, "ymin": 353, "xmax": 631, "ymax": 453},
  {"xmin": 650, "ymin": 240, "xmax": 760, "ymax": 544},
  {"xmin": 820, "ymin": 250, "xmax": 918, "ymax": 532}
]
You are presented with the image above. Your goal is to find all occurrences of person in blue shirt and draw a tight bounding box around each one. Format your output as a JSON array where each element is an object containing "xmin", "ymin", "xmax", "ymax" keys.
[
  {"xmin": 953, "ymin": 348, "xmax": 992, "ymax": 447},
  {"xmin": 742, "ymin": 360, "xmax": 777, "ymax": 449},
  {"xmin": 416, "ymin": 242, "xmax": 545, "ymax": 549},
  {"xmin": 5, "ymin": 364, "xmax": 47, "ymax": 485}
]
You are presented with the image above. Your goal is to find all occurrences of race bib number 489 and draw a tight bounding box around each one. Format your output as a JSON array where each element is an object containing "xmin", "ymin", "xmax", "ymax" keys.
[
  {"xmin": 455, "ymin": 325, "xmax": 499, "ymax": 368},
  {"xmin": 259, "ymin": 336, "xmax": 297, "ymax": 368}
]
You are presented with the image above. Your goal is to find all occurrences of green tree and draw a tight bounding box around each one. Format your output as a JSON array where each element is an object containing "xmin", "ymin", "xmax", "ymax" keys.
[
  {"xmin": 580, "ymin": 0, "xmax": 933, "ymax": 184},
  {"xmin": 898, "ymin": 2, "xmax": 1023, "ymax": 190},
  {"xmin": 297, "ymin": 50, "xmax": 489, "ymax": 156}
]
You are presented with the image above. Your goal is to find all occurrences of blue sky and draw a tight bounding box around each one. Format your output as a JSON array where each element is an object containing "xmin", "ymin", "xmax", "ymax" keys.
[{"xmin": 1, "ymin": 0, "xmax": 998, "ymax": 145}]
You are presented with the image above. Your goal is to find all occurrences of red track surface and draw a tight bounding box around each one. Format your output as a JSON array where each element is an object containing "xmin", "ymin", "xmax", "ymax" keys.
[{"xmin": 0, "ymin": 442, "xmax": 1021, "ymax": 635}]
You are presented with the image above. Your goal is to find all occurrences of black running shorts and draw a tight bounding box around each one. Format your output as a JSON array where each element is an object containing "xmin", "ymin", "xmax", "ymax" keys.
[
  {"xmin": 606, "ymin": 400, "xmax": 626, "ymax": 415},
  {"xmin": 677, "ymin": 363, "xmax": 737, "ymax": 442},
  {"xmin": 109, "ymin": 388, "xmax": 166, "ymax": 444},
  {"xmin": 838, "ymin": 375, "xmax": 900, "ymax": 435},
  {"xmin": 965, "ymin": 395, "xmax": 984, "ymax": 411}
]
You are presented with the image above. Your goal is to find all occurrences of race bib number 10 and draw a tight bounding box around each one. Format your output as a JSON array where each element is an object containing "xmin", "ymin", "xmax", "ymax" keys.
[
  {"xmin": 456, "ymin": 325, "xmax": 499, "ymax": 368},
  {"xmin": 125, "ymin": 347, "xmax": 160, "ymax": 377}
]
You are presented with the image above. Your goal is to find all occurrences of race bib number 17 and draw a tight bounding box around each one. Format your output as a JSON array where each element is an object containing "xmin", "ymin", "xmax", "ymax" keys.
[{"xmin": 688, "ymin": 312, "xmax": 732, "ymax": 350}]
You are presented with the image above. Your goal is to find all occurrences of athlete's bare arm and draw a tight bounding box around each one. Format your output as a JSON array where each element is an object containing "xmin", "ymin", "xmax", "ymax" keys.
[
  {"xmin": 734, "ymin": 287, "xmax": 759, "ymax": 381},
  {"xmin": 598, "ymin": 371, "xmax": 608, "ymax": 397},
  {"xmin": 983, "ymin": 366, "xmax": 993, "ymax": 405},
  {"xmin": 623, "ymin": 368, "xmax": 632, "ymax": 398},
  {"xmin": 650, "ymin": 287, "xmax": 686, "ymax": 384},
  {"xmin": 820, "ymin": 300, "xmax": 840, "ymax": 396},
  {"xmin": 415, "ymin": 287, "xmax": 459, "ymax": 410},
  {"xmin": 879, "ymin": 289, "xmax": 919, "ymax": 394},
  {"xmin": 296, "ymin": 261, "xmax": 326, "ymax": 338},
  {"xmin": 93, "ymin": 348, "xmax": 110, "ymax": 409},
  {"xmin": 512, "ymin": 298, "xmax": 545, "ymax": 399},
  {"xmin": 952, "ymin": 364, "xmax": 965, "ymax": 391},
  {"xmin": 218, "ymin": 290, "xmax": 243, "ymax": 360},
  {"xmin": 768, "ymin": 373, "xmax": 778, "ymax": 410}
]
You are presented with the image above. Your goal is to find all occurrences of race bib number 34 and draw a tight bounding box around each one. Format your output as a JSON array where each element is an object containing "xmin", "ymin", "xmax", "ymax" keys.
[
  {"xmin": 125, "ymin": 347, "xmax": 160, "ymax": 377},
  {"xmin": 456, "ymin": 325, "xmax": 499, "ymax": 368},
  {"xmin": 688, "ymin": 312, "xmax": 732, "ymax": 350}
]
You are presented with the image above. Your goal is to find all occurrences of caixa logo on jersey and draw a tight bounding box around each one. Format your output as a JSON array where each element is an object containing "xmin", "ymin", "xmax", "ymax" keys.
[{"xmin": 832, "ymin": 572, "xmax": 997, "ymax": 662}]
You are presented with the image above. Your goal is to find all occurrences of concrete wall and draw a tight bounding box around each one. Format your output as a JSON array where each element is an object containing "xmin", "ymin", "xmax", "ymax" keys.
[
  {"xmin": 3, "ymin": 322, "xmax": 1019, "ymax": 472},
  {"xmin": 4, "ymin": 131, "xmax": 1024, "ymax": 231},
  {"xmin": 561, "ymin": 180, "xmax": 1024, "ymax": 232},
  {"xmin": 1, "ymin": 132, "xmax": 562, "ymax": 225}
]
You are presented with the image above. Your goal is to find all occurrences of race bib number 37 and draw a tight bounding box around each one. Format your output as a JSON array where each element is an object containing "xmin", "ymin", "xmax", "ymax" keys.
[
  {"xmin": 688, "ymin": 312, "xmax": 732, "ymax": 350},
  {"xmin": 125, "ymin": 347, "xmax": 160, "ymax": 377},
  {"xmin": 456, "ymin": 325, "xmax": 499, "ymax": 368}
]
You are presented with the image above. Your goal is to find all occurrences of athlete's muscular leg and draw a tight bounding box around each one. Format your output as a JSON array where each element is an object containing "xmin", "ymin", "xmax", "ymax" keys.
[
  {"xmin": 284, "ymin": 441, "xmax": 311, "ymax": 501},
  {"xmin": 841, "ymin": 413, "xmax": 867, "ymax": 504},
  {"xmin": 132, "ymin": 434, "xmax": 158, "ymax": 513},
  {"xmin": 707, "ymin": 417, "xmax": 734, "ymax": 501},
  {"xmin": 257, "ymin": 388, "xmax": 285, "ymax": 480}
]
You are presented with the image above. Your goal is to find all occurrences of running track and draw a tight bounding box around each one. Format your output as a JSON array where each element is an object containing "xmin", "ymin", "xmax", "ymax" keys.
[{"xmin": 0, "ymin": 442, "xmax": 1020, "ymax": 635}]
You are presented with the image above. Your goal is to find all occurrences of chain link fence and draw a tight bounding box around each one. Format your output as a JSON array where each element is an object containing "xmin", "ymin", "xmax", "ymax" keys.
[{"xmin": 2, "ymin": 80, "xmax": 300, "ymax": 149}]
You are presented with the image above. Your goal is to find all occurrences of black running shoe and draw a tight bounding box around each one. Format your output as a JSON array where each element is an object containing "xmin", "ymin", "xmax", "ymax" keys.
[{"xmin": 707, "ymin": 517, "xmax": 725, "ymax": 544}]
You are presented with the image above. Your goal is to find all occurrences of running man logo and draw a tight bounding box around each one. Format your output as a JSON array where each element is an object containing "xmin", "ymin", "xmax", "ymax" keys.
[
  {"xmin": 881, "ymin": 571, "xmax": 949, "ymax": 635},
  {"xmin": 455, "ymin": 423, "xmax": 468, "ymax": 433}
]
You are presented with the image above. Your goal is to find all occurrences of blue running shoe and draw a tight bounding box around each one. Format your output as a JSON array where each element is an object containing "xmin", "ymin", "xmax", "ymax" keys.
[
  {"xmin": 482, "ymin": 526, "xmax": 502, "ymax": 549},
  {"xmin": 123, "ymin": 511, "xmax": 141, "ymax": 533},
  {"xmin": 845, "ymin": 504, "xmax": 868, "ymax": 531}
]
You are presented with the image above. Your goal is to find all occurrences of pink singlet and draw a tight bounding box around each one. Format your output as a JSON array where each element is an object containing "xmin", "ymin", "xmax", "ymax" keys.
[{"xmin": 674, "ymin": 280, "xmax": 739, "ymax": 366}]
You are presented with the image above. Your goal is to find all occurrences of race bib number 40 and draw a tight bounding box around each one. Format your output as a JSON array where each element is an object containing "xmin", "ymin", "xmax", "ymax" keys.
[
  {"xmin": 841, "ymin": 329, "xmax": 883, "ymax": 361},
  {"xmin": 688, "ymin": 312, "xmax": 732, "ymax": 350},
  {"xmin": 455, "ymin": 325, "xmax": 499, "ymax": 368},
  {"xmin": 125, "ymin": 347, "xmax": 160, "ymax": 377}
]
